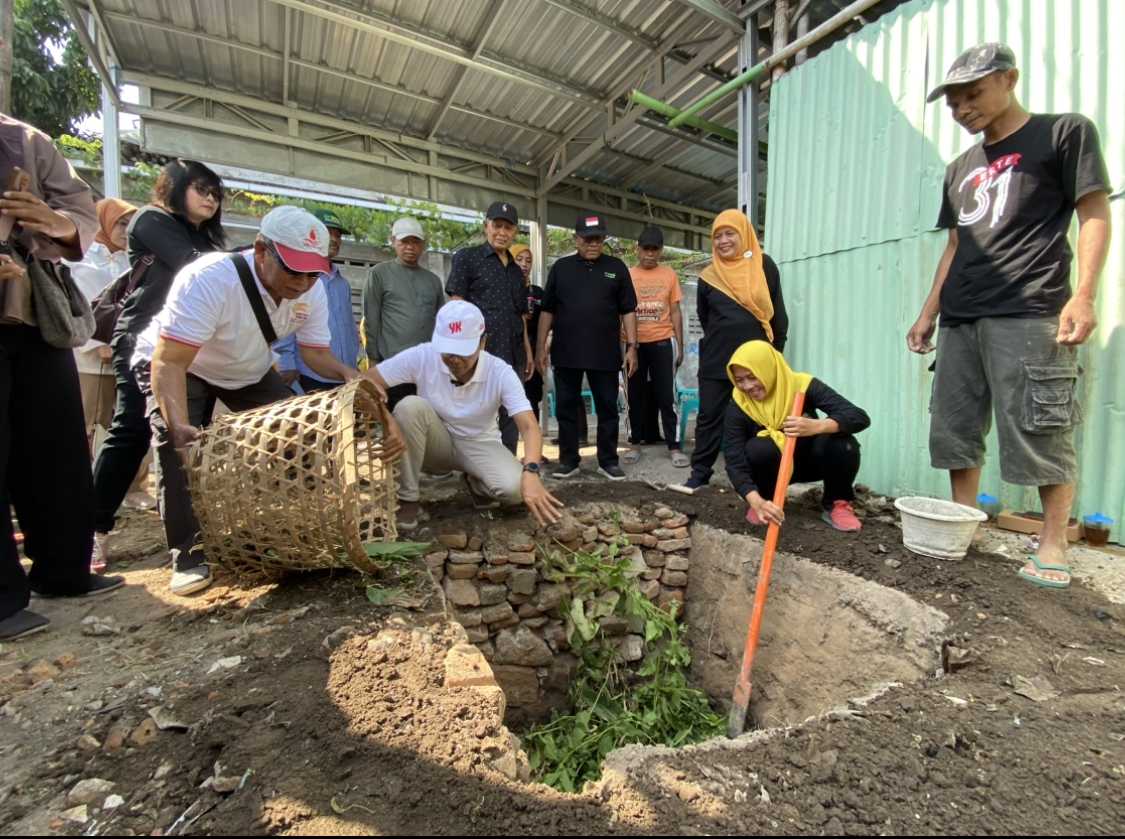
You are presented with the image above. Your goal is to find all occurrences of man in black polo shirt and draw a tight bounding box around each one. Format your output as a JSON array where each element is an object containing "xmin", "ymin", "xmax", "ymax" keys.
[
  {"xmin": 536, "ymin": 211, "xmax": 639, "ymax": 480},
  {"xmin": 446, "ymin": 201, "xmax": 532, "ymax": 454}
]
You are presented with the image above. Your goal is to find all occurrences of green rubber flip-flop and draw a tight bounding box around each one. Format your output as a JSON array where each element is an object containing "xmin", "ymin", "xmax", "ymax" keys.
[{"xmin": 1017, "ymin": 555, "xmax": 1071, "ymax": 589}]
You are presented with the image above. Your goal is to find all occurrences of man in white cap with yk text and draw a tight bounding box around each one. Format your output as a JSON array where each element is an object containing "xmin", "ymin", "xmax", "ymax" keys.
[
  {"xmin": 132, "ymin": 205, "xmax": 403, "ymax": 596},
  {"xmin": 363, "ymin": 300, "xmax": 563, "ymax": 530}
]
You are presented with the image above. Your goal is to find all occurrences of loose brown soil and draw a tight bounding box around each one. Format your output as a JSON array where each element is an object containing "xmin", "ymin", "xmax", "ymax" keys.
[{"xmin": 2, "ymin": 482, "xmax": 1124, "ymax": 836}]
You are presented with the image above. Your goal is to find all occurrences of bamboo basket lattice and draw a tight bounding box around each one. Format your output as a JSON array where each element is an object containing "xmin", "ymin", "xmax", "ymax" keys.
[{"xmin": 187, "ymin": 379, "xmax": 398, "ymax": 575}]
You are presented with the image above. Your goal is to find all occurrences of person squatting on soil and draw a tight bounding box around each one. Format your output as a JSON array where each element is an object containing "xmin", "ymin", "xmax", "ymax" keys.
[
  {"xmin": 64, "ymin": 198, "xmax": 157, "ymax": 515},
  {"xmin": 446, "ymin": 201, "xmax": 534, "ymax": 455},
  {"xmin": 0, "ymin": 114, "xmax": 126, "ymax": 642},
  {"xmin": 724, "ymin": 341, "xmax": 870, "ymax": 532},
  {"xmin": 361, "ymin": 216, "xmax": 445, "ymax": 412},
  {"xmin": 621, "ymin": 225, "xmax": 687, "ymax": 470},
  {"xmin": 274, "ymin": 208, "xmax": 363, "ymax": 394},
  {"xmin": 686, "ymin": 209, "xmax": 788, "ymax": 491},
  {"xmin": 363, "ymin": 300, "xmax": 564, "ymax": 530},
  {"xmin": 133, "ymin": 206, "xmax": 395, "ymax": 597},
  {"xmin": 91, "ymin": 160, "xmax": 227, "ymax": 574},
  {"xmin": 908, "ymin": 43, "xmax": 1112, "ymax": 589},
  {"xmin": 536, "ymin": 210, "xmax": 639, "ymax": 482}
]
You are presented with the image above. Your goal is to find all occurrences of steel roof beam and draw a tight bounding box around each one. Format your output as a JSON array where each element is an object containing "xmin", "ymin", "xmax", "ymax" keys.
[
  {"xmin": 59, "ymin": 0, "xmax": 121, "ymax": 107},
  {"xmin": 669, "ymin": 0, "xmax": 745, "ymax": 34},
  {"xmin": 426, "ymin": 0, "xmax": 508, "ymax": 142}
]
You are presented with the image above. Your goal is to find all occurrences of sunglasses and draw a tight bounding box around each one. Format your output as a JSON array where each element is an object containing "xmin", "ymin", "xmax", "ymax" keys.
[
  {"xmin": 190, "ymin": 181, "xmax": 223, "ymax": 202},
  {"xmin": 265, "ymin": 243, "xmax": 313, "ymax": 278}
]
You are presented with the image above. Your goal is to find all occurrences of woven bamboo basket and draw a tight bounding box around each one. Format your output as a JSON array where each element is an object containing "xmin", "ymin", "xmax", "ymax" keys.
[{"xmin": 187, "ymin": 378, "xmax": 399, "ymax": 576}]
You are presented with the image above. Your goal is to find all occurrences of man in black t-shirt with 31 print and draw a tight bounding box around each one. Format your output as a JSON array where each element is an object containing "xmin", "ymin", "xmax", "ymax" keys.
[{"xmin": 907, "ymin": 43, "xmax": 1112, "ymax": 590}]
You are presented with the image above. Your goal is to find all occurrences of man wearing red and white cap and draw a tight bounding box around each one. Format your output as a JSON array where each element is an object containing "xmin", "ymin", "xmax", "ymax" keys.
[
  {"xmin": 133, "ymin": 205, "xmax": 400, "ymax": 596},
  {"xmin": 364, "ymin": 300, "xmax": 563, "ymax": 530}
]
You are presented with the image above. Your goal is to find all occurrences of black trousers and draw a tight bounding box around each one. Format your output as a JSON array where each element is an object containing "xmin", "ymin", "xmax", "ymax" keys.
[
  {"xmin": 627, "ymin": 339, "xmax": 679, "ymax": 449},
  {"xmin": 135, "ymin": 363, "xmax": 293, "ymax": 573},
  {"xmin": 498, "ymin": 406, "xmax": 518, "ymax": 455},
  {"xmin": 738, "ymin": 434, "xmax": 861, "ymax": 508},
  {"xmin": 689, "ymin": 376, "xmax": 734, "ymax": 484},
  {"xmin": 91, "ymin": 348, "xmax": 152, "ymax": 533},
  {"xmin": 298, "ymin": 374, "xmax": 340, "ymax": 394},
  {"xmin": 384, "ymin": 383, "xmax": 417, "ymax": 414},
  {"xmin": 555, "ymin": 367, "xmax": 620, "ymax": 469},
  {"xmin": 0, "ymin": 326, "xmax": 94, "ymax": 620}
]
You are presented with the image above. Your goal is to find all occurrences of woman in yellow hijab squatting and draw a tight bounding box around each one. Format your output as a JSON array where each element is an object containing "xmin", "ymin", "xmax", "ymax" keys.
[{"xmin": 724, "ymin": 341, "xmax": 871, "ymax": 533}]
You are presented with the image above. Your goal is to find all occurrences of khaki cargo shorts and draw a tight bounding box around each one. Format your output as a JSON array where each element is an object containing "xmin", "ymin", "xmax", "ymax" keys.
[{"xmin": 928, "ymin": 316, "xmax": 1081, "ymax": 486}]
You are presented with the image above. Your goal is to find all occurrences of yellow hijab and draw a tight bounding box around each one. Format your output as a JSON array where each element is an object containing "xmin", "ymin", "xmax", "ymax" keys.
[
  {"xmin": 509, "ymin": 243, "xmax": 532, "ymax": 286},
  {"xmin": 727, "ymin": 341, "xmax": 813, "ymax": 452},
  {"xmin": 700, "ymin": 210, "xmax": 774, "ymax": 342}
]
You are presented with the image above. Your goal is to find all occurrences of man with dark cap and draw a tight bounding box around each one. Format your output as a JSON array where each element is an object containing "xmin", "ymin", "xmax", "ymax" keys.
[
  {"xmin": 536, "ymin": 211, "xmax": 639, "ymax": 480},
  {"xmin": 446, "ymin": 201, "xmax": 532, "ymax": 453},
  {"xmin": 621, "ymin": 226, "xmax": 686, "ymax": 469},
  {"xmin": 275, "ymin": 208, "xmax": 361, "ymax": 393},
  {"xmin": 907, "ymin": 43, "xmax": 1111, "ymax": 590}
]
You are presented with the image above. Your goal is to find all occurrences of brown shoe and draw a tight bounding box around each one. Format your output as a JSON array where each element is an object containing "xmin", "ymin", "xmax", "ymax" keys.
[
  {"xmin": 462, "ymin": 474, "xmax": 499, "ymax": 510},
  {"xmin": 397, "ymin": 498, "xmax": 421, "ymax": 530}
]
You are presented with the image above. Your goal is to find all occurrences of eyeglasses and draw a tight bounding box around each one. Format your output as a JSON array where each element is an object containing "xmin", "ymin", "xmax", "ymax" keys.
[
  {"xmin": 265, "ymin": 243, "xmax": 312, "ymax": 278},
  {"xmin": 190, "ymin": 181, "xmax": 223, "ymax": 202}
]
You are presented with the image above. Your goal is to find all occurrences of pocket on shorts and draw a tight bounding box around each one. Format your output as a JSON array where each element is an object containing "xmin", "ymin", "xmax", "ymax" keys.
[{"xmin": 1020, "ymin": 358, "xmax": 1083, "ymax": 433}]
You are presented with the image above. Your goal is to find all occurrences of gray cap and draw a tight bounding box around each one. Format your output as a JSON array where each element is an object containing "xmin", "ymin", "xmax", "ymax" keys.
[
  {"xmin": 927, "ymin": 43, "xmax": 1017, "ymax": 103},
  {"xmin": 391, "ymin": 217, "xmax": 425, "ymax": 241}
]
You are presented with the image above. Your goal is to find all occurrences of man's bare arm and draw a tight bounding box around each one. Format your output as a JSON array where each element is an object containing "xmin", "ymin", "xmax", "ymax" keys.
[
  {"xmin": 907, "ymin": 228, "xmax": 959, "ymax": 354},
  {"xmin": 1058, "ymin": 190, "xmax": 1111, "ymax": 345},
  {"xmin": 151, "ymin": 338, "xmax": 202, "ymax": 459}
]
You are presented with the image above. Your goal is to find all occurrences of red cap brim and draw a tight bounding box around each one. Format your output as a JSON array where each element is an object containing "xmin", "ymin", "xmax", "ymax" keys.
[{"xmin": 274, "ymin": 243, "xmax": 330, "ymax": 274}]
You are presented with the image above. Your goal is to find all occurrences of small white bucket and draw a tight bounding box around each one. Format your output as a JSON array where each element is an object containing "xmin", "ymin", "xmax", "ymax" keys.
[{"xmin": 894, "ymin": 497, "xmax": 988, "ymax": 560}]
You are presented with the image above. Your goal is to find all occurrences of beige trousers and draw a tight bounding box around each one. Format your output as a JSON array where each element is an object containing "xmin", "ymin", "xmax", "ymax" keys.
[{"xmin": 394, "ymin": 396, "xmax": 523, "ymax": 505}]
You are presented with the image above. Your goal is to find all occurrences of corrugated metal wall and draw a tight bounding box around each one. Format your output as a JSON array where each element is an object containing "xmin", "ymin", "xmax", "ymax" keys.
[{"xmin": 765, "ymin": 0, "xmax": 1125, "ymax": 540}]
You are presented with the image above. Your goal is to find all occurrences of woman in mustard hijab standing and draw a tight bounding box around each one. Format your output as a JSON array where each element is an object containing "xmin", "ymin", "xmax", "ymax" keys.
[
  {"xmin": 725, "ymin": 341, "xmax": 869, "ymax": 531},
  {"xmin": 685, "ymin": 210, "xmax": 788, "ymax": 490}
]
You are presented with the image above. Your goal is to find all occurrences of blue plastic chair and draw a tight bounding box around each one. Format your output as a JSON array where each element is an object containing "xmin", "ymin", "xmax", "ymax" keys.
[
  {"xmin": 679, "ymin": 395, "xmax": 701, "ymax": 444},
  {"xmin": 546, "ymin": 390, "xmax": 596, "ymax": 417}
]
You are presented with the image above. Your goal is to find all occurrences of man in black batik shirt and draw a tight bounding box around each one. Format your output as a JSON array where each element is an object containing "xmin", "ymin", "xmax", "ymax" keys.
[{"xmin": 907, "ymin": 43, "xmax": 1111, "ymax": 590}]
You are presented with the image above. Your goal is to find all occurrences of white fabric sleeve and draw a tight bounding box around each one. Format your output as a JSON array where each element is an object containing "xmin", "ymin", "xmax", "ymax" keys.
[
  {"xmin": 376, "ymin": 344, "xmax": 424, "ymax": 388},
  {"xmin": 293, "ymin": 281, "xmax": 331, "ymax": 349},
  {"xmin": 499, "ymin": 364, "xmax": 533, "ymax": 417},
  {"xmin": 158, "ymin": 263, "xmax": 225, "ymax": 348}
]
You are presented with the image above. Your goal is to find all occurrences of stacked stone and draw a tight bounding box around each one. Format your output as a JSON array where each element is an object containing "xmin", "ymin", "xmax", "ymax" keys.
[{"xmin": 427, "ymin": 507, "xmax": 693, "ymax": 722}]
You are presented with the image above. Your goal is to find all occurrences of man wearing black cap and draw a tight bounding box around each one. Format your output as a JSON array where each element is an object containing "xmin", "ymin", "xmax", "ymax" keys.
[
  {"xmin": 446, "ymin": 201, "xmax": 532, "ymax": 454},
  {"xmin": 536, "ymin": 211, "xmax": 639, "ymax": 480},
  {"xmin": 622, "ymin": 226, "xmax": 686, "ymax": 468},
  {"xmin": 907, "ymin": 43, "xmax": 1111, "ymax": 590}
]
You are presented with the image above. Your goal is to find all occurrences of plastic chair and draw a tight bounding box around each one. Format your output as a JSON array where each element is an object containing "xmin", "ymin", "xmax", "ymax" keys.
[
  {"xmin": 679, "ymin": 395, "xmax": 701, "ymax": 443},
  {"xmin": 547, "ymin": 390, "xmax": 596, "ymax": 417},
  {"xmin": 677, "ymin": 387, "xmax": 699, "ymax": 408}
]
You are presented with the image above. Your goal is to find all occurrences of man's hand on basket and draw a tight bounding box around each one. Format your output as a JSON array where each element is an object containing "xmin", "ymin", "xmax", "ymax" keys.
[
  {"xmin": 377, "ymin": 413, "xmax": 407, "ymax": 463},
  {"xmin": 522, "ymin": 472, "xmax": 565, "ymax": 528},
  {"xmin": 170, "ymin": 422, "xmax": 201, "ymax": 464}
]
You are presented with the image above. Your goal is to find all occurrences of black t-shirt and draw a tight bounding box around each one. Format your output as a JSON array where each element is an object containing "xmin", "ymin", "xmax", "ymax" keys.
[
  {"xmin": 526, "ymin": 283, "xmax": 544, "ymax": 359},
  {"xmin": 936, "ymin": 113, "xmax": 1110, "ymax": 326},
  {"xmin": 697, "ymin": 253, "xmax": 787, "ymax": 380},
  {"xmin": 542, "ymin": 253, "xmax": 637, "ymax": 371},
  {"xmin": 445, "ymin": 243, "xmax": 529, "ymax": 372}
]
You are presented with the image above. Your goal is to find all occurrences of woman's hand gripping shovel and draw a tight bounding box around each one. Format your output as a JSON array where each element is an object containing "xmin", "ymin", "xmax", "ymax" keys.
[{"xmin": 727, "ymin": 392, "xmax": 805, "ymax": 738}]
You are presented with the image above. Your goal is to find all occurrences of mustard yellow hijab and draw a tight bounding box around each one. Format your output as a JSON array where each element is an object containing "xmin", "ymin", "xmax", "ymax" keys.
[
  {"xmin": 509, "ymin": 243, "xmax": 532, "ymax": 286},
  {"xmin": 700, "ymin": 210, "xmax": 774, "ymax": 341},
  {"xmin": 727, "ymin": 341, "xmax": 812, "ymax": 452}
]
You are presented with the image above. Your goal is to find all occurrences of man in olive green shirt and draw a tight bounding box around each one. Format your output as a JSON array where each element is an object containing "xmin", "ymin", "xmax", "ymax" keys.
[{"xmin": 362, "ymin": 217, "xmax": 445, "ymax": 409}]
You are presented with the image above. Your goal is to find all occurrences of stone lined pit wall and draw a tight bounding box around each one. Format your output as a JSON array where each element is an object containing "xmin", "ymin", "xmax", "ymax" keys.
[{"xmin": 427, "ymin": 506, "xmax": 693, "ymax": 726}]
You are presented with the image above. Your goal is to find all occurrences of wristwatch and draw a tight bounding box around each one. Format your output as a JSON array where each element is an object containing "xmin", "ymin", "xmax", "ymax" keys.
[
  {"xmin": 628, "ymin": 342, "xmax": 640, "ymax": 349},
  {"xmin": 522, "ymin": 462, "xmax": 541, "ymax": 474}
]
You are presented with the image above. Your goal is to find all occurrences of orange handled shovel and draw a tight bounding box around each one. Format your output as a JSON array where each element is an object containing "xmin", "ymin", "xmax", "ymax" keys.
[{"xmin": 727, "ymin": 392, "xmax": 805, "ymax": 738}]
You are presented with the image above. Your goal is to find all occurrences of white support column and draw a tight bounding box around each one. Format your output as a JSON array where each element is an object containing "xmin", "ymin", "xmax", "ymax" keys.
[
  {"xmin": 737, "ymin": 23, "xmax": 759, "ymax": 225},
  {"xmin": 90, "ymin": 14, "xmax": 121, "ymax": 198}
]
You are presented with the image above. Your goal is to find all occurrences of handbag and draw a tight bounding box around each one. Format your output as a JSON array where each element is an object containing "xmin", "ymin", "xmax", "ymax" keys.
[
  {"xmin": 90, "ymin": 253, "xmax": 155, "ymax": 344},
  {"xmin": 11, "ymin": 239, "xmax": 95, "ymax": 349}
]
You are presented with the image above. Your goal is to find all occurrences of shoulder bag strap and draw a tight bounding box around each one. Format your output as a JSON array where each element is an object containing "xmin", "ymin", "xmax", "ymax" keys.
[{"xmin": 231, "ymin": 252, "xmax": 278, "ymax": 345}]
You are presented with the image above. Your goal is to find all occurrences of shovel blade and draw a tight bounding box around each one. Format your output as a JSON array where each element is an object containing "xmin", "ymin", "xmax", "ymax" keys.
[{"xmin": 727, "ymin": 700, "xmax": 748, "ymax": 738}]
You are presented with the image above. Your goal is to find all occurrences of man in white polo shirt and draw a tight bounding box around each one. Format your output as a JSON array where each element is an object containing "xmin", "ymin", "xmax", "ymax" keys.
[
  {"xmin": 133, "ymin": 205, "xmax": 400, "ymax": 596},
  {"xmin": 364, "ymin": 300, "xmax": 563, "ymax": 530}
]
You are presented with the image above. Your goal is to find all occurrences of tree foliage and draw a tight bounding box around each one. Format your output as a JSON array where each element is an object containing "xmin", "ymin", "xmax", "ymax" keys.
[{"xmin": 11, "ymin": 0, "xmax": 100, "ymax": 138}]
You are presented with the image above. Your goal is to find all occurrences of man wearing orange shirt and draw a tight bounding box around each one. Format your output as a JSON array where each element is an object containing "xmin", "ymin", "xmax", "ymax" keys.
[{"xmin": 622, "ymin": 226, "xmax": 687, "ymax": 467}]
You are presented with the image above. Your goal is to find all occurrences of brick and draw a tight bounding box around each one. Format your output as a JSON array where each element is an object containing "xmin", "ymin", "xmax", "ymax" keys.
[
  {"xmin": 598, "ymin": 616, "xmax": 629, "ymax": 635},
  {"xmin": 581, "ymin": 527, "xmax": 598, "ymax": 543},
  {"xmin": 507, "ymin": 568, "xmax": 538, "ymax": 595},
  {"xmin": 576, "ymin": 513, "xmax": 597, "ymax": 526},
  {"xmin": 507, "ymin": 551, "xmax": 536, "ymax": 565},
  {"xmin": 640, "ymin": 578, "xmax": 661, "ymax": 600},
  {"xmin": 665, "ymin": 555, "xmax": 690, "ymax": 571},
  {"xmin": 517, "ymin": 603, "xmax": 543, "ymax": 619},
  {"xmin": 507, "ymin": 535, "xmax": 535, "ymax": 552},
  {"xmin": 494, "ymin": 626, "xmax": 553, "ymax": 667},
  {"xmin": 507, "ymin": 591, "xmax": 533, "ymax": 605},
  {"xmin": 657, "ymin": 538, "xmax": 692, "ymax": 552},
  {"xmin": 658, "ymin": 588, "xmax": 685, "ymax": 618},
  {"xmin": 444, "ymin": 643, "xmax": 497, "ymax": 690},
  {"xmin": 465, "ymin": 624, "xmax": 489, "ymax": 643},
  {"xmin": 642, "ymin": 568, "xmax": 662, "ymax": 581},
  {"xmin": 522, "ymin": 616, "xmax": 548, "ymax": 629},
  {"xmin": 481, "ymin": 602, "xmax": 515, "ymax": 624},
  {"xmin": 661, "ymin": 570, "xmax": 688, "ymax": 587},
  {"xmin": 620, "ymin": 635, "xmax": 645, "ymax": 662},
  {"xmin": 479, "ymin": 584, "xmax": 509, "ymax": 606},
  {"xmin": 445, "ymin": 562, "xmax": 478, "ymax": 580},
  {"xmin": 488, "ymin": 553, "xmax": 509, "ymax": 565},
  {"xmin": 479, "ymin": 565, "xmax": 510, "ymax": 583},
  {"xmin": 468, "ymin": 536, "xmax": 483, "ymax": 551},
  {"xmin": 625, "ymin": 533, "xmax": 646, "ymax": 545},
  {"xmin": 489, "ymin": 613, "xmax": 521, "ymax": 630},
  {"xmin": 455, "ymin": 608, "xmax": 483, "ymax": 627},
  {"xmin": 643, "ymin": 518, "xmax": 661, "ymax": 533},
  {"xmin": 670, "ymin": 526, "xmax": 690, "ymax": 540},
  {"xmin": 438, "ymin": 534, "xmax": 468, "ymax": 549},
  {"xmin": 597, "ymin": 524, "xmax": 615, "ymax": 537},
  {"xmin": 492, "ymin": 665, "xmax": 539, "ymax": 706},
  {"xmin": 651, "ymin": 528, "xmax": 676, "ymax": 540},
  {"xmin": 622, "ymin": 521, "xmax": 644, "ymax": 534},
  {"xmin": 662, "ymin": 514, "xmax": 689, "ymax": 528},
  {"xmin": 654, "ymin": 507, "xmax": 674, "ymax": 519},
  {"xmin": 642, "ymin": 534, "xmax": 658, "ymax": 548},
  {"xmin": 644, "ymin": 550, "xmax": 666, "ymax": 568},
  {"xmin": 444, "ymin": 578, "xmax": 481, "ymax": 607},
  {"xmin": 433, "ymin": 566, "xmax": 444, "ymax": 583},
  {"xmin": 448, "ymin": 550, "xmax": 484, "ymax": 564},
  {"xmin": 560, "ymin": 538, "xmax": 584, "ymax": 551},
  {"xmin": 424, "ymin": 551, "xmax": 448, "ymax": 568},
  {"xmin": 533, "ymin": 583, "xmax": 561, "ymax": 611}
]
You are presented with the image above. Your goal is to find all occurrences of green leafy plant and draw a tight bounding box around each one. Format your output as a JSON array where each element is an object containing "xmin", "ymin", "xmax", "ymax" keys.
[{"xmin": 522, "ymin": 536, "xmax": 723, "ymax": 793}]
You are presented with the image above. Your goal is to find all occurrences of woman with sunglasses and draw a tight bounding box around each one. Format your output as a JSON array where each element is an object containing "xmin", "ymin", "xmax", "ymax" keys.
[{"xmin": 90, "ymin": 160, "xmax": 227, "ymax": 572}]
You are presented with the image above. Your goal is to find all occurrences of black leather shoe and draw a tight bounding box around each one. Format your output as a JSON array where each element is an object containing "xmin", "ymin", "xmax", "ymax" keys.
[
  {"xmin": 31, "ymin": 575, "xmax": 126, "ymax": 599},
  {"xmin": 0, "ymin": 609, "xmax": 50, "ymax": 641}
]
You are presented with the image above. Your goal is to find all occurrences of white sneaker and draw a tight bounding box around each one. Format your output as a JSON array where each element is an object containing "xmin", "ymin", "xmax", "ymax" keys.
[
  {"xmin": 91, "ymin": 533, "xmax": 110, "ymax": 574},
  {"xmin": 169, "ymin": 566, "xmax": 213, "ymax": 596}
]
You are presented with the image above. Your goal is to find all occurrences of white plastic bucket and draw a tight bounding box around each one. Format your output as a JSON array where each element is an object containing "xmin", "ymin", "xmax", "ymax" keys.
[{"xmin": 893, "ymin": 497, "xmax": 988, "ymax": 561}]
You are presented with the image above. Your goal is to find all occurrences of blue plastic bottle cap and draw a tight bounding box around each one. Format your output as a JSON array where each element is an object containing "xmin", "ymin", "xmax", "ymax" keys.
[
  {"xmin": 977, "ymin": 493, "xmax": 998, "ymax": 504},
  {"xmin": 1084, "ymin": 512, "xmax": 1114, "ymax": 525}
]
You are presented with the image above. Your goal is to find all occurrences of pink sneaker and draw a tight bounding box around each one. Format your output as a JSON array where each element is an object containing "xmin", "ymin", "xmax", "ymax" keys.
[
  {"xmin": 822, "ymin": 501, "xmax": 862, "ymax": 532},
  {"xmin": 746, "ymin": 508, "xmax": 765, "ymax": 526},
  {"xmin": 91, "ymin": 532, "xmax": 110, "ymax": 574}
]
